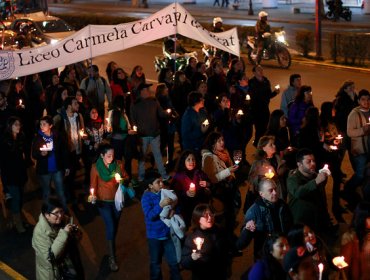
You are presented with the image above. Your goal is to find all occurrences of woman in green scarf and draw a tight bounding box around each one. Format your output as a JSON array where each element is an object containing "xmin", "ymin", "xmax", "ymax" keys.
[{"xmin": 90, "ymin": 143, "xmax": 129, "ymax": 272}]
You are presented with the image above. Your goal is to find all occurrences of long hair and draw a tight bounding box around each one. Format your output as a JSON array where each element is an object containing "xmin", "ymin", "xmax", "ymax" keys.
[
  {"xmin": 175, "ymin": 150, "xmax": 199, "ymax": 173},
  {"xmin": 191, "ymin": 203, "xmax": 214, "ymax": 230},
  {"xmin": 301, "ymin": 107, "xmax": 320, "ymax": 129},
  {"xmin": 294, "ymin": 85, "xmax": 312, "ymax": 103},
  {"xmin": 266, "ymin": 109, "xmax": 285, "ymax": 135},
  {"xmin": 319, "ymin": 101, "xmax": 334, "ymax": 129},
  {"xmin": 204, "ymin": 131, "xmax": 223, "ymax": 153}
]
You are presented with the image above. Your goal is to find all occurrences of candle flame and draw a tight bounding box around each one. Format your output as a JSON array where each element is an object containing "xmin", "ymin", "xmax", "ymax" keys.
[
  {"xmin": 332, "ymin": 256, "xmax": 348, "ymax": 269},
  {"xmin": 318, "ymin": 263, "xmax": 324, "ymax": 272},
  {"xmin": 193, "ymin": 237, "xmax": 204, "ymax": 251},
  {"xmin": 245, "ymin": 94, "xmax": 251, "ymax": 101},
  {"xmin": 203, "ymin": 119, "xmax": 209, "ymax": 126},
  {"xmin": 189, "ymin": 183, "xmax": 195, "ymax": 191},
  {"xmin": 264, "ymin": 168, "xmax": 274, "ymax": 179},
  {"xmin": 133, "ymin": 125, "xmax": 137, "ymax": 131},
  {"xmin": 115, "ymin": 173, "xmax": 121, "ymax": 182},
  {"xmin": 237, "ymin": 109, "xmax": 244, "ymax": 115},
  {"xmin": 90, "ymin": 188, "xmax": 94, "ymax": 196}
]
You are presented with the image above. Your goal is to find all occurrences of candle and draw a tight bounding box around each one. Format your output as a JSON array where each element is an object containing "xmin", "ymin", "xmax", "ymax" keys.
[
  {"xmin": 202, "ymin": 119, "xmax": 209, "ymax": 126},
  {"xmin": 89, "ymin": 188, "xmax": 96, "ymax": 204},
  {"xmin": 329, "ymin": 145, "xmax": 338, "ymax": 150},
  {"xmin": 319, "ymin": 164, "xmax": 331, "ymax": 176},
  {"xmin": 287, "ymin": 146, "xmax": 293, "ymax": 151},
  {"xmin": 105, "ymin": 117, "xmax": 110, "ymax": 125},
  {"xmin": 19, "ymin": 99, "xmax": 22, "ymax": 106},
  {"xmin": 335, "ymin": 134, "xmax": 343, "ymax": 140},
  {"xmin": 245, "ymin": 94, "xmax": 251, "ymax": 101},
  {"xmin": 90, "ymin": 188, "xmax": 94, "ymax": 196},
  {"xmin": 114, "ymin": 173, "xmax": 121, "ymax": 182},
  {"xmin": 237, "ymin": 109, "xmax": 244, "ymax": 116},
  {"xmin": 193, "ymin": 237, "xmax": 204, "ymax": 251},
  {"xmin": 189, "ymin": 183, "xmax": 196, "ymax": 192},
  {"xmin": 216, "ymin": 96, "xmax": 219, "ymax": 100},
  {"xmin": 275, "ymin": 84, "xmax": 280, "ymax": 90},
  {"xmin": 40, "ymin": 144, "xmax": 52, "ymax": 151},
  {"xmin": 166, "ymin": 109, "xmax": 172, "ymax": 114},
  {"xmin": 133, "ymin": 125, "xmax": 137, "ymax": 132},
  {"xmin": 332, "ymin": 256, "xmax": 348, "ymax": 269},
  {"xmin": 127, "ymin": 91, "xmax": 131, "ymax": 95},
  {"xmin": 318, "ymin": 263, "xmax": 324, "ymax": 280},
  {"xmin": 264, "ymin": 168, "xmax": 274, "ymax": 179},
  {"xmin": 79, "ymin": 129, "xmax": 86, "ymax": 137}
]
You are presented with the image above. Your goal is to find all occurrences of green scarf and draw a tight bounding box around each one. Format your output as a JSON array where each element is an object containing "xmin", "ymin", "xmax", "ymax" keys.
[{"xmin": 96, "ymin": 157, "xmax": 121, "ymax": 182}]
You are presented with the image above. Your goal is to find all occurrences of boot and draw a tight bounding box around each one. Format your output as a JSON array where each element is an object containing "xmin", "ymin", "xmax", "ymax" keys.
[
  {"xmin": 108, "ymin": 241, "xmax": 118, "ymax": 272},
  {"xmin": 13, "ymin": 213, "xmax": 25, "ymax": 233}
]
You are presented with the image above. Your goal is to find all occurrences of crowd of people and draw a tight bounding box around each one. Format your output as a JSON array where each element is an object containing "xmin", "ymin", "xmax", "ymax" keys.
[{"xmin": 0, "ymin": 42, "xmax": 369, "ymax": 279}]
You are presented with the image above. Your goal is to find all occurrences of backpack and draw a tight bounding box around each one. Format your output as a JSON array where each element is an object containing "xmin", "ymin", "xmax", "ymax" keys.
[{"xmin": 83, "ymin": 77, "xmax": 108, "ymax": 92}]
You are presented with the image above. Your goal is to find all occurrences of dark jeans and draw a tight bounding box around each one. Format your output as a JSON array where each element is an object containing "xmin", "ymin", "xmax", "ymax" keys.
[
  {"xmin": 98, "ymin": 201, "xmax": 121, "ymax": 241},
  {"xmin": 39, "ymin": 170, "xmax": 68, "ymax": 211},
  {"xmin": 7, "ymin": 185, "xmax": 24, "ymax": 214},
  {"xmin": 147, "ymin": 238, "xmax": 181, "ymax": 280}
]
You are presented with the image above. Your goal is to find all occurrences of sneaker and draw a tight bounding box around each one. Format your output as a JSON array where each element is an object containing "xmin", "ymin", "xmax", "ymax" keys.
[{"xmin": 108, "ymin": 256, "xmax": 119, "ymax": 272}]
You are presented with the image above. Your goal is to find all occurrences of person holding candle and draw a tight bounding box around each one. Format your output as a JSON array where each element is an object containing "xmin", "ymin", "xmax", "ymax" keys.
[
  {"xmin": 342, "ymin": 90, "xmax": 370, "ymax": 211},
  {"xmin": 156, "ymin": 83, "xmax": 179, "ymax": 170},
  {"xmin": 254, "ymin": 136, "xmax": 288, "ymax": 200},
  {"xmin": 130, "ymin": 83, "xmax": 171, "ymax": 182},
  {"xmin": 288, "ymin": 224, "xmax": 336, "ymax": 280},
  {"xmin": 283, "ymin": 246, "xmax": 317, "ymax": 280},
  {"xmin": 320, "ymin": 102, "xmax": 347, "ymax": 221},
  {"xmin": 171, "ymin": 150, "xmax": 211, "ymax": 228},
  {"xmin": 141, "ymin": 173, "xmax": 182, "ymax": 280},
  {"xmin": 0, "ymin": 117, "xmax": 28, "ymax": 233},
  {"xmin": 181, "ymin": 204, "xmax": 229, "ymax": 280},
  {"xmin": 90, "ymin": 143, "xmax": 129, "ymax": 272},
  {"xmin": 248, "ymin": 65, "xmax": 280, "ymax": 147},
  {"xmin": 32, "ymin": 115, "xmax": 69, "ymax": 212},
  {"xmin": 245, "ymin": 233, "xmax": 290, "ymax": 280},
  {"xmin": 202, "ymin": 132, "xmax": 240, "ymax": 241},
  {"xmin": 81, "ymin": 107, "xmax": 105, "ymax": 191},
  {"xmin": 236, "ymin": 178, "xmax": 292, "ymax": 260},
  {"xmin": 340, "ymin": 201, "xmax": 370, "ymax": 280},
  {"xmin": 181, "ymin": 91, "xmax": 210, "ymax": 153},
  {"xmin": 287, "ymin": 149, "xmax": 336, "ymax": 235}
]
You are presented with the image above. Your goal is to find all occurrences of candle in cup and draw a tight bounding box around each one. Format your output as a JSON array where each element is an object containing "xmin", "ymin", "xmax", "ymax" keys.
[
  {"xmin": 245, "ymin": 94, "xmax": 251, "ymax": 101},
  {"xmin": 332, "ymin": 256, "xmax": 348, "ymax": 269},
  {"xmin": 19, "ymin": 99, "xmax": 23, "ymax": 106},
  {"xmin": 189, "ymin": 183, "xmax": 196, "ymax": 192},
  {"xmin": 193, "ymin": 237, "xmax": 204, "ymax": 251},
  {"xmin": 166, "ymin": 109, "xmax": 172, "ymax": 114},
  {"xmin": 329, "ymin": 145, "xmax": 338, "ymax": 150},
  {"xmin": 127, "ymin": 91, "xmax": 131, "ymax": 95},
  {"xmin": 90, "ymin": 188, "xmax": 94, "ymax": 196},
  {"xmin": 237, "ymin": 109, "xmax": 244, "ymax": 116},
  {"xmin": 275, "ymin": 84, "xmax": 280, "ymax": 90},
  {"xmin": 114, "ymin": 173, "xmax": 121, "ymax": 182},
  {"xmin": 202, "ymin": 119, "xmax": 209, "ymax": 126},
  {"xmin": 133, "ymin": 125, "xmax": 137, "ymax": 132},
  {"xmin": 79, "ymin": 129, "xmax": 86, "ymax": 137},
  {"xmin": 318, "ymin": 263, "xmax": 324, "ymax": 280},
  {"xmin": 264, "ymin": 168, "xmax": 274, "ymax": 179}
]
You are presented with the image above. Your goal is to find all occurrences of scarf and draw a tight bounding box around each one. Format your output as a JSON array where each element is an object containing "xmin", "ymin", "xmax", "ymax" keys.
[
  {"xmin": 213, "ymin": 149, "xmax": 233, "ymax": 167},
  {"xmin": 95, "ymin": 157, "xmax": 121, "ymax": 182}
]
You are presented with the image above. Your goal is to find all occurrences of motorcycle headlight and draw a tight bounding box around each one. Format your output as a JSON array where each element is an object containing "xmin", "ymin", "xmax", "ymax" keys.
[{"xmin": 277, "ymin": 34, "xmax": 285, "ymax": 43}]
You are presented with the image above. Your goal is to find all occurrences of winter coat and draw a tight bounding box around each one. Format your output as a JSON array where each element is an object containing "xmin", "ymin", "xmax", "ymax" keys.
[
  {"xmin": 181, "ymin": 107, "xmax": 206, "ymax": 151},
  {"xmin": 347, "ymin": 106, "xmax": 369, "ymax": 156},
  {"xmin": 181, "ymin": 226, "xmax": 228, "ymax": 280},
  {"xmin": 32, "ymin": 214, "xmax": 70, "ymax": 280}
]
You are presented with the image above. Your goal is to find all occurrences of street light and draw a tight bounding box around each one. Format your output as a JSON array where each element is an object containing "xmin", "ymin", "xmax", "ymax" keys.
[
  {"xmin": 248, "ymin": 0, "xmax": 254, "ymax": 15},
  {"xmin": 315, "ymin": 0, "xmax": 323, "ymax": 60}
]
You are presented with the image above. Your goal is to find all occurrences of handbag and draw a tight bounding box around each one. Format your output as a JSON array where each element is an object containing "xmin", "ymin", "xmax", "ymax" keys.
[{"xmin": 48, "ymin": 247, "xmax": 78, "ymax": 280}]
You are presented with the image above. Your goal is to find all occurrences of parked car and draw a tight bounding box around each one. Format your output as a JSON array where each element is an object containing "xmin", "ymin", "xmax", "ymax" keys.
[{"xmin": 8, "ymin": 11, "xmax": 75, "ymax": 44}]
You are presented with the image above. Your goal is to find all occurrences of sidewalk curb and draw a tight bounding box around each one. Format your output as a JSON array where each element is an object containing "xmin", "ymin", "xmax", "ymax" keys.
[{"xmin": 0, "ymin": 261, "xmax": 27, "ymax": 280}]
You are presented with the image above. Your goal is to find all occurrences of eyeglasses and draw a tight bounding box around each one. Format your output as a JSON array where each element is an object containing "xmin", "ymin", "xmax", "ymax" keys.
[
  {"xmin": 49, "ymin": 210, "xmax": 64, "ymax": 217},
  {"xmin": 203, "ymin": 212, "xmax": 215, "ymax": 219}
]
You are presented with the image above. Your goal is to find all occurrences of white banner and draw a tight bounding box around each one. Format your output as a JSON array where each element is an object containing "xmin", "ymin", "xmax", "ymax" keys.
[{"xmin": 0, "ymin": 3, "xmax": 239, "ymax": 80}]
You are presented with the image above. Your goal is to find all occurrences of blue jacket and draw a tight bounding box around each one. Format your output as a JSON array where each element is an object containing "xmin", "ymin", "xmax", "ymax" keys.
[
  {"xmin": 141, "ymin": 190, "xmax": 170, "ymax": 239},
  {"xmin": 181, "ymin": 106, "xmax": 205, "ymax": 151}
]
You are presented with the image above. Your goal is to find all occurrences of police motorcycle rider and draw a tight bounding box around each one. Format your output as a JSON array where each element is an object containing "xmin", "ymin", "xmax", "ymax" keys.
[{"xmin": 255, "ymin": 11, "xmax": 271, "ymax": 63}]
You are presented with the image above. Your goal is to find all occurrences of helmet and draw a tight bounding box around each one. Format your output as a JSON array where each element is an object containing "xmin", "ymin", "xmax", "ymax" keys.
[
  {"xmin": 258, "ymin": 11, "xmax": 268, "ymax": 19},
  {"xmin": 213, "ymin": 17, "xmax": 223, "ymax": 27}
]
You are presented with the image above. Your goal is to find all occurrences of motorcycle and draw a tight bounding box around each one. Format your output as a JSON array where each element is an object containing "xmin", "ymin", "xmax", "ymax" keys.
[
  {"xmin": 154, "ymin": 44, "xmax": 197, "ymax": 72},
  {"xmin": 246, "ymin": 30, "xmax": 291, "ymax": 69},
  {"xmin": 325, "ymin": 0, "xmax": 352, "ymax": 21}
]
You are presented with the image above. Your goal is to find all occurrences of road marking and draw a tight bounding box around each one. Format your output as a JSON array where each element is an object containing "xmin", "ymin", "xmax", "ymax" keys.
[{"xmin": 0, "ymin": 262, "xmax": 27, "ymax": 280}]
